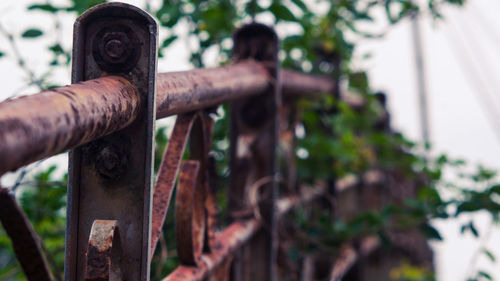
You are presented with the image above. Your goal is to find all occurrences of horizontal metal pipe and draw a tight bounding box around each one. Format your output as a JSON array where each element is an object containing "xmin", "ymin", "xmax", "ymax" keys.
[
  {"xmin": 156, "ymin": 61, "xmax": 271, "ymax": 118},
  {"xmin": 0, "ymin": 76, "xmax": 140, "ymax": 175},
  {"xmin": 0, "ymin": 62, "xmax": 338, "ymax": 175},
  {"xmin": 281, "ymin": 69, "xmax": 336, "ymax": 96}
]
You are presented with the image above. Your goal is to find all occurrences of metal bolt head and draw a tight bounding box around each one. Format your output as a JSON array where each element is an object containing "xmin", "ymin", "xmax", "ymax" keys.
[
  {"xmin": 105, "ymin": 39, "xmax": 125, "ymax": 59},
  {"xmin": 100, "ymin": 32, "xmax": 131, "ymax": 64},
  {"xmin": 92, "ymin": 25, "xmax": 141, "ymax": 72},
  {"xmin": 95, "ymin": 146, "xmax": 127, "ymax": 180}
]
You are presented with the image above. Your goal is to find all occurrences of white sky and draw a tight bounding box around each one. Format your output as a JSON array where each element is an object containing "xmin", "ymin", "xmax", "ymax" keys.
[{"xmin": 1, "ymin": 0, "xmax": 500, "ymax": 280}]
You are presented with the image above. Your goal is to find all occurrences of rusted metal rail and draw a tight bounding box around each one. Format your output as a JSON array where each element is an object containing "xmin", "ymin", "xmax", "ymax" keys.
[
  {"xmin": 0, "ymin": 64, "xmax": 336, "ymax": 176},
  {"xmin": 0, "ymin": 2, "xmax": 416, "ymax": 281}
]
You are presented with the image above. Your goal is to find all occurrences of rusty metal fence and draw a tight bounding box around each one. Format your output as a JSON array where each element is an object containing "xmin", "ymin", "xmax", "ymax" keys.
[{"xmin": 0, "ymin": 3, "xmax": 387, "ymax": 281}]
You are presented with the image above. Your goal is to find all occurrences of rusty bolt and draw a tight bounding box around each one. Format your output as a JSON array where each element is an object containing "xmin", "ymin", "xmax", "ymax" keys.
[
  {"xmin": 100, "ymin": 31, "xmax": 131, "ymax": 64},
  {"xmin": 95, "ymin": 146, "xmax": 127, "ymax": 180},
  {"xmin": 92, "ymin": 25, "xmax": 140, "ymax": 72},
  {"xmin": 105, "ymin": 39, "xmax": 125, "ymax": 59}
]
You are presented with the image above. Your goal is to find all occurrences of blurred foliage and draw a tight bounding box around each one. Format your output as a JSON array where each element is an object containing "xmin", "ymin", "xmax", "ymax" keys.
[
  {"xmin": 390, "ymin": 263, "xmax": 435, "ymax": 281},
  {"xmin": 5, "ymin": 0, "xmax": 498, "ymax": 280}
]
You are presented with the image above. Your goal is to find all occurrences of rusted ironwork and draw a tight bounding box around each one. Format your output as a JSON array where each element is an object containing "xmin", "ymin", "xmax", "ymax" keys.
[
  {"xmin": 156, "ymin": 62, "xmax": 270, "ymax": 118},
  {"xmin": 150, "ymin": 113, "xmax": 197, "ymax": 256},
  {"xmin": 329, "ymin": 237, "xmax": 380, "ymax": 281},
  {"xmin": 0, "ymin": 187, "xmax": 54, "ymax": 281},
  {"xmin": 163, "ymin": 219, "xmax": 261, "ymax": 281},
  {"xmin": 0, "ymin": 76, "xmax": 139, "ymax": 176},
  {"xmin": 281, "ymin": 69, "xmax": 336, "ymax": 96},
  {"xmin": 65, "ymin": 3, "xmax": 157, "ymax": 281},
  {"xmin": 0, "ymin": 64, "xmax": 346, "ymax": 177},
  {"xmin": 85, "ymin": 220, "xmax": 121, "ymax": 281},
  {"xmin": 229, "ymin": 22, "xmax": 280, "ymax": 281},
  {"xmin": 0, "ymin": 3, "xmax": 410, "ymax": 281},
  {"xmin": 162, "ymin": 186, "xmax": 323, "ymax": 281},
  {"xmin": 175, "ymin": 160, "xmax": 205, "ymax": 265}
]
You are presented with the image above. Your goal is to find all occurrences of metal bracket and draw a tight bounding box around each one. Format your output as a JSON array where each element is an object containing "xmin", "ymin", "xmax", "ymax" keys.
[{"xmin": 65, "ymin": 3, "xmax": 158, "ymax": 281}]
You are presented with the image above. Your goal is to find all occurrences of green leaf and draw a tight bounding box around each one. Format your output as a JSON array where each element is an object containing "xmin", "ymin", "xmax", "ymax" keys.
[
  {"xmin": 483, "ymin": 249, "xmax": 496, "ymax": 262},
  {"xmin": 290, "ymin": 0, "xmax": 307, "ymax": 11},
  {"xmin": 28, "ymin": 3, "xmax": 59, "ymax": 13},
  {"xmin": 161, "ymin": 36, "xmax": 178, "ymax": 49},
  {"xmin": 348, "ymin": 72, "xmax": 369, "ymax": 93},
  {"xmin": 469, "ymin": 221, "xmax": 479, "ymax": 237},
  {"xmin": 22, "ymin": 28, "xmax": 43, "ymax": 38},
  {"xmin": 0, "ymin": 51, "xmax": 4, "ymax": 58},
  {"xmin": 269, "ymin": 2, "xmax": 296, "ymax": 22},
  {"xmin": 488, "ymin": 184, "xmax": 500, "ymax": 195},
  {"xmin": 456, "ymin": 201, "xmax": 481, "ymax": 215},
  {"xmin": 420, "ymin": 223, "xmax": 442, "ymax": 240},
  {"xmin": 49, "ymin": 44, "xmax": 64, "ymax": 54},
  {"xmin": 478, "ymin": 271, "xmax": 492, "ymax": 280}
]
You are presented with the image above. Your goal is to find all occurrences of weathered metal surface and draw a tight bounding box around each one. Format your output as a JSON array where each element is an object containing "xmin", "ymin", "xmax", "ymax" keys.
[
  {"xmin": 150, "ymin": 113, "xmax": 196, "ymax": 256},
  {"xmin": 0, "ymin": 64, "xmax": 348, "ymax": 177},
  {"xmin": 276, "ymin": 185, "xmax": 326, "ymax": 216},
  {"xmin": 162, "ymin": 186, "xmax": 322, "ymax": 281},
  {"xmin": 85, "ymin": 220, "xmax": 121, "ymax": 281},
  {"xmin": 0, "ymin": 187, "xmax": 54, "ymax": 281},
  {"xmin": 175, "ymin": 160, "xmax": 205, "ymax": 265},
  {"xmin": 156, "ymin": 62, "xmax": 270, "ymax": 118},
  {"xmin": 329, "ymin": 245, "xmax": 357, "ymax": 281},
  {"xmin": 150, "ymin": 111, "xmax": 216, "ymax": 258},
  {"xmin": 187, "ymin": 113, "xmax": 216, "ymax": 253},
  {"xmin": 0, "ymin": 76, "xmax": 139, "ymax": 176},
  {"xmin": 281, "ymin": 69, "xmax": 336, "ymax": 96},
  {"xmin": 229, "ymin": 22, "xmax": 280, "ymax": 281},
  {"xmin": 329, "ymin": 237, "xmax": 380, "ymax": 281},
  {"xmin": 299, "ymin": 255, "xmax": 315, "ymax": 281},
  {"xmin": 207, "ymin": 254, "xmax": 233, "ymax": 281},
  {"xmin": 163, "ymin": 219, "xmax": 261, "ymax": 281},
  {"xmin": 65, "ymin": 3, "xmax": 157, "ymax": 281}
]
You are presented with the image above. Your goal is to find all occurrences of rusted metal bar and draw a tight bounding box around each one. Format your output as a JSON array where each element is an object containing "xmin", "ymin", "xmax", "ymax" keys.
[
  {"xmin": 229, "ymin": 23, "xmax": 280, "ymax": 281},
  {"xmin": 85, "ymin": 220, "xmax": 121, "ymax": 281},
  {"xmin": 329, "ymin": 236, "xmax": 379, "ymax": 281},
  {"xmin": 0, "ymin": 187, "xmax": 54, "ymax": 281},
  {"xmin": 0, "ymin": 65, "xmax": 341, "ymax": 176},
  {"xmin": 281, "ymin": 69, "xmax": 336, "ymax": 96},
  {"xmin": 156, "ymin": 61, "xmax": 270, "ymax": 118},
  {"xmin": 162, "ymin": 185, "xmax": 324, "ymax": 281},
  {"xmin": 175, "ymin": 160, "xmax": 204, "ymax": 265},
  {"xmin": 65, "ymin": 3, "xmax": 157, "ymax": 281},
  {"xmin": 0, "ymin": 76, "xmax": 139, "ymax": 176},
  {"xmin": 163, "ymin": 219, "xmax": 261, "ymax": 281},
  {"xmin": 150, "ymin": 113, "xmax": 197, "ymax": 256}
]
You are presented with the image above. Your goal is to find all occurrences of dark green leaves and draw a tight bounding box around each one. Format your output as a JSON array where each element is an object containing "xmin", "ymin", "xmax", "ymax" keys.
[
  {"xmin": 420, "ymin": 223, "xmax": 443, "ymax": 240},
  {"xmin": 460, "ymin": 221, "xmax": 479, "ymax": 237},
  {"xmin": 21, "ymin": 28, "xmax": 43, "ymax": 38},
  {"xmin": 269, "ymin": 2, "xmax": 296, "ymax": 22},
  {"xmin": 483, "ymin": 249, "xmax": 496, "ymax": 262},
  {"xmin": 28, "ymin": 3, "xmax": 60, "ymax": 13},
  {"xmin": 161, "ymin": 36, "xmax": 178, "ymax": 49}
]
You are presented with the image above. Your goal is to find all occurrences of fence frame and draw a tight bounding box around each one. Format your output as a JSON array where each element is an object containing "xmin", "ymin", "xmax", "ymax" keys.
[{"xmin": 0, "ymin": 2, "xmax": 385, "ymax": 281}]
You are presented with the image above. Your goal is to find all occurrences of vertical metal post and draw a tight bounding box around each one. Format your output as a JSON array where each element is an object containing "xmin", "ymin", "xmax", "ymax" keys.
[
  {"xmin": 229, "ymin": 23, "xmax": 280, "ymax": 281},
  {"xmin": 65, "ymin": 3, "xmax": 157, "ymax": 281},
  {"xmin": 410, "ymin": 7, "xmax": 431, "ymax": 148}
]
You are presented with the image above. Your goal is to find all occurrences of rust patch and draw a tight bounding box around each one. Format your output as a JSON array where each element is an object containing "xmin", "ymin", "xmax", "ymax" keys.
[
  {"xmin": 150, "ymin": 113, "xmax": 197, "ymax": 256},
  {"xmin": 0, "ymin": 76, "xmax": 139, "ymax": 176},
  {"xmin": 175, "ymin": 160, "xmax": 205, "ymax": 266},
  {"xmin": 85, "ymin": 220, "xmax": 120, "ymax": 281}
]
